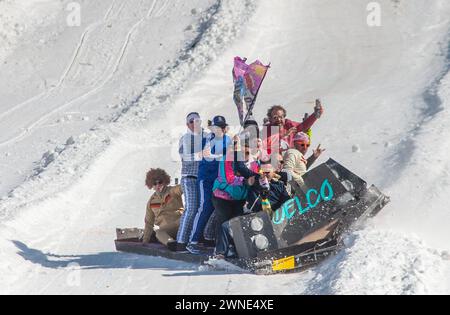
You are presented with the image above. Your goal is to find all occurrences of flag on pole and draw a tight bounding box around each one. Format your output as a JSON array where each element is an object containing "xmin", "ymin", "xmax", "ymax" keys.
[{"xmin": 233, "ymin": 57, "xmax": 270, "ymax": 126}]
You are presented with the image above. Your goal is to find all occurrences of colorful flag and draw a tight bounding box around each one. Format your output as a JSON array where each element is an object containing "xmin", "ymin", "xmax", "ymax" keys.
[{"xmin": 233, "ymin": 57, "xmax": 270, "ymax": 126}]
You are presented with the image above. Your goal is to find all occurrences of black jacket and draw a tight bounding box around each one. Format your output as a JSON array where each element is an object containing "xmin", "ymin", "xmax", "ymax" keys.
[{"xmin": 247, "ymin": 179, "xmax": 291, "ymax": 213}]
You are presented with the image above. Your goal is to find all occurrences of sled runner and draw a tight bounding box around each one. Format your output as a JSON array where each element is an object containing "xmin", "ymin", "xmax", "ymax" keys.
[{"xmin": 115, "ymin": 159, "xmax": 390, "ymax": 274}]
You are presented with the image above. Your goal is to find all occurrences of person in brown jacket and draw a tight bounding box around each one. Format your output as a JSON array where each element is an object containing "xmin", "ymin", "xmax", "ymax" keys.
[{"xmin": 143, "ymin": 168, "xmax": 184, "ymax": 247}]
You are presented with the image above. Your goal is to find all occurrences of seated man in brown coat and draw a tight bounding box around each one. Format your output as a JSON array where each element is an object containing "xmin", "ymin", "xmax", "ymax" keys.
[{"xmin": 143, "ymin": 168, "xmax": 184, "ymax": 248}]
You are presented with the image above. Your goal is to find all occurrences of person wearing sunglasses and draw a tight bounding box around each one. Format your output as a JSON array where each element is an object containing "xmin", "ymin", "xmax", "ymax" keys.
[
  {"xmin": 262, "ymin": 102, "xmax": 324, "ymax": 156},
  {"xmin": 211, "ymin": 139, "xmax": 260, "ymax": 258},
  {"xmin": 176, "ymin": 112, "xmax": 207, "ymax": 251},
  {"xmin": 246, "ymin": 163, "xmax": 291, "ymax": 214},
  {"xmin": 213, "ymin": 162, "xmax": 291, "ymax": 260},
  {"xmin": 142, "ymin": 169, "xmax": 184, "ymax": 249},
  {"xmin": 282, "ymin": 132, "xmax": 326, "ymax": 194}
]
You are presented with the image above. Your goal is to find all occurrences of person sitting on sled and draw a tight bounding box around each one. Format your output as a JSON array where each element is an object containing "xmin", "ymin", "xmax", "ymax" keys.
[
  {"xmin": 142, "ymin": 168, "xmax": 183, "ymax": 249},
  {"xmin": 246, "ymin": 163, "xmax": 291, "ymax": 215},
  {"xmin": 282, "ymin": 132, "xmax": 325, "ymax": 194},
  {"xmin": 214, "ymin": 163, "xmax": 290, "ymax": 259},
  {"xmin": 239, "ymin": 117, "xmax": 291, "ymax": 187},
  {"xmin": 262, "ymin": 101, "xmax": 324, "ymax": 156}
]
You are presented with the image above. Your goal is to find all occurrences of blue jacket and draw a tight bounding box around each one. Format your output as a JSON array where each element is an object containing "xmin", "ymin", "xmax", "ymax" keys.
[{"xmin": 197, "ymin": 134, "xmax": 232, "ymax": 182}]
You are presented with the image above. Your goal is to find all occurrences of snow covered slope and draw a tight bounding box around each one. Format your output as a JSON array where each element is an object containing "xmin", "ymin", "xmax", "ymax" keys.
[
  {"xmin": 0, "ymin": 0, "xmax": 449, "ymax": 294},
  {"xmin": 0, "ymin": 0, "xmax": 220, "ymax": 195},
  {"xmin": 0, "ymin": 0, "xmax": 62, "ymax": 61}
]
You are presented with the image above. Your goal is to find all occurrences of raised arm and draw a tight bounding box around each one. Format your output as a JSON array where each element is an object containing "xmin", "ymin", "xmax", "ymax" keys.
[{"xmin": 286, "ymin": 114, "xmax": 318, "ymax": 134}]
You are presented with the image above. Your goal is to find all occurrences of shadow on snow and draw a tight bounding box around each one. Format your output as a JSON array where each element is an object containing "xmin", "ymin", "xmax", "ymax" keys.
[{"xmin": 11, "ymin": 240, "xmax": 243, "ymax": 276}]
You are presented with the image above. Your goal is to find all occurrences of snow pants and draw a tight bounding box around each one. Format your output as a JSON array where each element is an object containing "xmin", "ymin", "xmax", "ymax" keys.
[
  {"xmin": 214, "ymin": 221, "xmax": 238, "ymax": 258},
  {"xmin": 211, "ymin": 196, "xmax": 245, "ymax": 245}
]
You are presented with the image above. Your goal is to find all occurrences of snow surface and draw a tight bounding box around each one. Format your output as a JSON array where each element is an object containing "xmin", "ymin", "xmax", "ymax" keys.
[{"xmin": 0, "ymin": 0, "xmax": 449, "ymax": 295}]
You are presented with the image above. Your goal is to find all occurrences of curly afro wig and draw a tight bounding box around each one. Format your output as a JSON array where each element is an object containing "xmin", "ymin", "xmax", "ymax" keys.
[
  {"xmin": 145, "ymin": 168, "xmax": 171, "ymax": 190},
  {"xmin": 267, "ymin": 105, "xmax": 287, "ymax": 119}
]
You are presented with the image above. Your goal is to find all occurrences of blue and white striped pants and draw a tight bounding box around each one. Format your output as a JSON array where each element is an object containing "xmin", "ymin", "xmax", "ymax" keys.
[
  {"xmin": 177, "ymin": 177, "xmax": 200, "ymax": 244},
  {"xmin": 189, "ymin": 179, "xmax": 215, "ymax": 244}
]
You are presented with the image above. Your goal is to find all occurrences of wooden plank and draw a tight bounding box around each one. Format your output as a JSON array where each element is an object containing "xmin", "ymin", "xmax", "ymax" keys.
[
  {"xmin": 116, "ymin": 228, "xmax": 144, "ymax": 240},
  {"xmin": 115, "ymin": 240, "xmax": 210, "ymax": 264}
]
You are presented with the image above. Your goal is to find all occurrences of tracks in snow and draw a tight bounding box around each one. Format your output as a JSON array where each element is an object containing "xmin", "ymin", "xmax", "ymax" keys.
[{"xmin": 0, "ymin": 0, "xmax": 164, "ymax": 148}]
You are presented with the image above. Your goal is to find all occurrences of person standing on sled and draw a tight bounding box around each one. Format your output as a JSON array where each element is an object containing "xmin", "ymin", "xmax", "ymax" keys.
[
  {"xmin": 175, "ymin": 112, "xmax": 207, "ymax": 252},
  {"xmin": 186, "ymin": 116, "xmax": 232, "ymax": 254},
  {"xmin": 283, "ymin": 132, "xmax": 326, "ymax": 194},
  {"xmin": 263, "ymin": 101, "xmax": 324, "ymax": 156},
  {"xmin": 210, "ymin": 138, "xmax": 259, "ymax": 257},
  {"xmin": 142, "ymin": 169, "xmax": 184, "ymax": 249}
]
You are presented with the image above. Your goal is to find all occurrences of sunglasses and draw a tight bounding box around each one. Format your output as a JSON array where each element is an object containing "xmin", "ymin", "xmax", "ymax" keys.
[{"xmin": 153, "ymin": 180, "xmax": 163, "ymax": 186}]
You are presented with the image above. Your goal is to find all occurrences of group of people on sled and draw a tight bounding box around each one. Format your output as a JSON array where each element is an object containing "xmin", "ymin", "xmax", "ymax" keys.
[{"xmin": 141, "ymin": 101, "xmax": 325, "ymax": 259}]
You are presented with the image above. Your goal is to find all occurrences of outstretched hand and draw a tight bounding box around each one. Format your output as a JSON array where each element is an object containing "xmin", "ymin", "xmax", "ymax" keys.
[
  {"xmin": 314, "ymin": 99, "xmax": 324, "ymax": 119},
  {"xmin": 313, "ymin": 144, "xmax": 326, "ymax": 158}
]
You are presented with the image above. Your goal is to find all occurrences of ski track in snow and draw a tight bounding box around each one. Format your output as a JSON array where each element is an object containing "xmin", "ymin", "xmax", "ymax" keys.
[
  {"xmin": 1, "ymin": 0, "xmax": 450, "ymax": 295},
  {"xmin": 0, "ymin": 0, "xmax": 162, "ymax": 148},
  {"xmin": 0, "ymin": 0, "xmax": 253, "ymax": 219},
  {"xmin": 383, "ymin": 38, "xmax": 450, "ymax": 188},
  {"xmin": 0, "ymin": 0, "xmax": 260, "ymax": 294},
  {"xmin": 0, "ymin": 1, "xmax": 118, "ymax": 123}
]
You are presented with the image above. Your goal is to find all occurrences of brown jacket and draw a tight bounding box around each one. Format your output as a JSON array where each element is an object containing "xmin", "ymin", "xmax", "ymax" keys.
[{"xmin": 143, "ymin": 185, "xmax": 184, "ymax": 243}]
